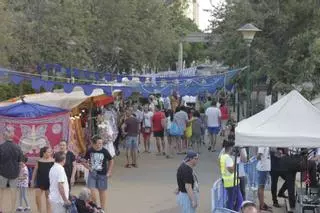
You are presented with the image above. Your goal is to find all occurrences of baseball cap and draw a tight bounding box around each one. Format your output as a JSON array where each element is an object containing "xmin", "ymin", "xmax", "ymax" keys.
[{"xmin": 184, "ymin": 150, "xmax": 199, "ymax": 162}]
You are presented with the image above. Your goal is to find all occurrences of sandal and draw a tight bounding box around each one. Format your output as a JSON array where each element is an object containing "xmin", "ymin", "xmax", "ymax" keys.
[
  {"xmin": 260, "ymin": 204, "xmax": 272, "ymax": 212},
  {"xmin": 125, "ymin": 164, "xmax": 131, "ymax": 168}
]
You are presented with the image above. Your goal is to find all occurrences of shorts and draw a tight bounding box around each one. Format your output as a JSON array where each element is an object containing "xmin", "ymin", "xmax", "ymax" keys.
[
  {"xmin": 257, "ymin": 171, "xmax": 269, "ymax": 186},
  {"xmin": 190, "ymin": 135, "xmax": 201, "ymax": 144},
  {"xmin": 177, "ymin": 192, "xmax": 199, "ymax": 213},
  {"xmin": 125, "ymin": 136, "xmax": 138, "ymax": 150},
  {"xmin": 221, "ymin": 120, "xmax": 228, "ymax": 130},
  {"xmin": 153, "ymin": 131, "xmax": 164, "ymax": 138},
  {"xmin": 0, "ymin": 175, "xmax": 17, "ymax": 188},
  {"xmin": 207, "ymin": 127, "xmax": 220, "ymax": 135},
  {"xmin": 87, "ymin": 171, "xmax": 108, "ymax": 191}
]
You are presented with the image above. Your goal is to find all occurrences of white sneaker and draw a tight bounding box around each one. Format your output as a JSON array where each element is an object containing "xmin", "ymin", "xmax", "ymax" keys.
[
  {"xmin": 16, "ymin": 207, "xmax": 24, "ymax": 211},
  {"xmin": 24, "ymin": 207, "xmax": 31, "ymax": 211}
]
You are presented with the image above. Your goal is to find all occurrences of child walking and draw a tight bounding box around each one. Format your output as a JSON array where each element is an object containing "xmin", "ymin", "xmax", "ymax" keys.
[
  {"xmin": 190, "ymin": 111, "xmax": 204, "ymax": 153},
  {"xmin": 16, "ymin": 155, "xmax": 30, "ymax": 212}
]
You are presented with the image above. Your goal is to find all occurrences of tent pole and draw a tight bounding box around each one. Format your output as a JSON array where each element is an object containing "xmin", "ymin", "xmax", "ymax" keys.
[{"xmin": 88, "ymin": 98, "xmax": 93, "ymax": 141}]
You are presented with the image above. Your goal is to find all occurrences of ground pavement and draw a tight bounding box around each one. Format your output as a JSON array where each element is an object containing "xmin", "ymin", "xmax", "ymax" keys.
[{"xmin": 1, "ymin": 141, "xmax": 286, "ymax": 213}]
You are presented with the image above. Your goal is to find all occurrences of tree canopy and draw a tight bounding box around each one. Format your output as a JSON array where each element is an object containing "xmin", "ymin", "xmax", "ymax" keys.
[
  {"xmin": 0, "ymin": 0, "xmax": 203, "ymax": 73},
  {"xmin": 209, "ymin": 0, "xmax": 320, "ymax": 95}
]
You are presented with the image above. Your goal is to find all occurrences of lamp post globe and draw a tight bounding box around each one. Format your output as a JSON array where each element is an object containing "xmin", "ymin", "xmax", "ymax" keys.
[
  {"xmin": 237, "ymin": 23, "xmax": 261, "ymax": 47},
  {"xmin": 237, "ymin": 23, "xmax": 261, "ymax": 117}
]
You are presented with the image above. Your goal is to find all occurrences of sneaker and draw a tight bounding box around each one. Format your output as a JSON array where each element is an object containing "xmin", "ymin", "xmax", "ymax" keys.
[
  {"xmin": 208, "ymin": 146, "xmax": 212, "ymax": 151},
  {"xmin": 16, "ymin": 207, "xmax": 24, "ymax": 211},
  {"xmin": 24, "ymin": 207, "xmax": 31, "ymax": 211}
]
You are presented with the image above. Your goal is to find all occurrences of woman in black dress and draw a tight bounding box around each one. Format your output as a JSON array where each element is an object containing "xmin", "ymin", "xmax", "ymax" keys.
[{"xmin": 31, "ymin": 146, "xmax": 54, "ymax": 213}]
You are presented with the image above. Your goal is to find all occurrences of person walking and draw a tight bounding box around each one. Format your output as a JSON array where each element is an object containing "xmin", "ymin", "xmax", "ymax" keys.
[
  {"xmin": 142, "ymin": 106, "xmax": 153, "ymax": 153},
  {"xmin": 176, "ymin": 151, "xmax": 200, "ymax": 213},
  {"xmin": 31, "ymin": 146, "xmax": 54, "ymax": 213},
  {"xmin": 190, "ymin": 111, "xmax": 203, "ymax": 153},
  {"xmin": 220, "ymin": 140, "xmax": 243, "ymax": 211},
  {"xmin": 152, "ymin": 105, "xmax": 166, "ymax": 156},
  {"xmin": 49, "ymin": 151, "xmax": 70, "ymax": 213},
  {"xmin": 59, "ymin": 141, "xmax": 77, "ymax": 190},
  {"xmin": 173, "ymin": 106, "xmax": 189, "ymax": 154},
  {"xmin": 256, "ymin": 147, "xmax": 272, "ymax": 211},
  {"xmin": 83, "ymin": 136, "xmax": 114, "ymax": 212},
  {"xmin": 219, "ymin": 100, "xmax": 229, "ymax": 137},
  {"xmin": 16, "ymin": 155, "xmax": 31, "ymax": 212},
  {"xmin": 122, "ymin": 110, "xmax": 140, "ymax": 168},
  {"xmin": 205, "ymin": 100, "xmax": 221, "ymax": 152},
  {"xmin": 0, "ymin": 127, "xmax": 23, "ymax": 213},
  {"xmin": 270, "ymin": 148, "xmax": 288, "ymax": 208},
  {"xmin": 165, "ymin": 110, "xmax": 175, "ymax": 158}
]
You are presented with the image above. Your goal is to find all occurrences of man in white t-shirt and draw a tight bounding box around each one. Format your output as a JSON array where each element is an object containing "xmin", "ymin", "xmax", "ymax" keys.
[
  {"xmin": 205, "ymin": 100, "xmax": 221, "ymax": 152},
  {"xmin": 256, "ymin": 147, "xmax": 271, "ymax": 211},
  {"xmin": 49, "ymin": 151, "xmax": 70, "ymax": 213}
]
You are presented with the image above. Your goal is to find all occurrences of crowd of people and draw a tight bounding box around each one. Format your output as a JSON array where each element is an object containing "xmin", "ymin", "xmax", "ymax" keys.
[
  {"xmin": 3, "ymin": 90, "xmax": 318, "ymax": 213},
  {"xmin": 0, "ymin": 125, "xmax": 113, "ymax": 213},
  {"xmin": 215, "ymin": 131, "xmax": 320, "ymax": 213},
  {"xmin": 0, "ymin": 91, "xmax": 230, "ymax": 213}
]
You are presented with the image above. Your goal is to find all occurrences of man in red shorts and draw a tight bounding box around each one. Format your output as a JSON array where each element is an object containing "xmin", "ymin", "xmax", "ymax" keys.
[{"xmin": 152, "ymin": 105, "xmax": 166, "ymax": 155}]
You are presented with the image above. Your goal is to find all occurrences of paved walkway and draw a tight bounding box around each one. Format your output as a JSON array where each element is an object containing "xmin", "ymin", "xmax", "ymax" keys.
[{"xmin": 1, "ymin": 139, "xmax": 287, "ymax": 213}]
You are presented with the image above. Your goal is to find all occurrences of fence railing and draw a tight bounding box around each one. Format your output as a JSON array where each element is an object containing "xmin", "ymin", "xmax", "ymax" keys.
[{"xmin": 211, "ymin": 158, "xmax": 271, "ymax": 212}]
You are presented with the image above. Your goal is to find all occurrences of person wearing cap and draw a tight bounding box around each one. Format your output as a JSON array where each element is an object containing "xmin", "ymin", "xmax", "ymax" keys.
[
  {"xmin": 240, "ymin": 201, "xmax": 258, "ymax": 213},
  {"xmin": 176, "ymin": 151, "xmax": 200, "ymax": 213},
  {"xmin": 219, "ymin": 140, "xmax": 243, "ymax": 211}
]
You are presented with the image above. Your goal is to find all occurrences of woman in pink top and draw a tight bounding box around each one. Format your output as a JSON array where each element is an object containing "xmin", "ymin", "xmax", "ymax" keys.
[{"xmin": 220, "ymin": 100, "xmax": 229, "ymax": 137}]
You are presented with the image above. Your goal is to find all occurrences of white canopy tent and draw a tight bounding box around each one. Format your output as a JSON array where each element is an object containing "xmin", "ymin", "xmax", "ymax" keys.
[
  {"xmin": 312, "ymin": 97, "xmax": 320, "ymax": 111},
  {"xmin": 235, "ymin": 90, "xmax": 320, "ymax": 148},
  {"xmin": 0, "ymin": 87, "xmax": 105, "ymax": 110}
]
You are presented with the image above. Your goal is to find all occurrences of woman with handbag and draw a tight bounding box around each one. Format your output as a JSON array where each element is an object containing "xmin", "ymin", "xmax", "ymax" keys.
[{"xmin": 142, "ymin": 106, "xmax": 153, "ymax": 153}]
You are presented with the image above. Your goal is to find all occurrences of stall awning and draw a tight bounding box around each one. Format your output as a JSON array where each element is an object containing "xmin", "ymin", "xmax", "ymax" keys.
[
  {"xmin": 0, "ymin": 102, "xmax": 67, "ymax": 118},
  {"xmin": 236, "ymin": 90, "xmax": 320, "ymax": 148}
]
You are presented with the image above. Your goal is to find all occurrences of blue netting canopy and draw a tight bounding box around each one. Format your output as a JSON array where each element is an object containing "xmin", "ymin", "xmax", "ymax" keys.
[{"xmin": 0, "ymin": 102, "xmax": 67, "ymax": 118}]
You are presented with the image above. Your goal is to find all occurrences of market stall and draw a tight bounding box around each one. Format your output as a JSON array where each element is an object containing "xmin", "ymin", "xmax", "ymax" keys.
[
  {"xmin": 0, "ymin": 102, "xmax": 69, "ymax": 166},
  {"xmin": 0, "ymin": 88, "xmax": 115, "ymax": 154},
  {"xmin": 235, "ymin": 90, "xmax": 320, "ymax": 148},
  {"xmin": 235, "ymin": 90, "xmax": 320, "ymax": 213}
]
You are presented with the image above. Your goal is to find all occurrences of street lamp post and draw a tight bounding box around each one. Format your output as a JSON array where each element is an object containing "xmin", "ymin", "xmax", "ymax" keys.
[{"xmin": 237, "ymin": 23, "xmax": 261, "ymax": 118}]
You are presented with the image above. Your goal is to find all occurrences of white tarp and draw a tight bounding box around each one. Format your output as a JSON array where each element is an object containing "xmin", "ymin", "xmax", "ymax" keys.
[
  {"xmin": 312, "ymin": 97, "xmax": 320, "ymax": 110},
  {"xmin": 0, "ymin": 87, "xmax": 105, "ymax": 110},
  {"xmin": 236, "ymin": 90, "xmax": 320, "ymax": 148}
]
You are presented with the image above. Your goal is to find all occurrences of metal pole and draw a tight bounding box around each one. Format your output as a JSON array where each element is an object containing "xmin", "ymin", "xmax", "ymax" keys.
[
  {"xmin": 178, "ymin": 42, "xmax": 183, "ymax": 71},
  {"xmin": 236, "ymin": 86, "xmax": 240, "ymax": 122},
  {"xmin": 246, "ymin": 44, "xmax": 251, "ymax": 117}
]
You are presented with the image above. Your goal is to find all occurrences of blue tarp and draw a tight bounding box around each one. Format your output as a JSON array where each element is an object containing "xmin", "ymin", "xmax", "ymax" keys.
[
  {"xmin": 139, "ymin": 69, "xmax": 240, "ymax": 97},
  {"xmin": 0, "ymin": 102, "xmax": 67, "ymax": 118}
]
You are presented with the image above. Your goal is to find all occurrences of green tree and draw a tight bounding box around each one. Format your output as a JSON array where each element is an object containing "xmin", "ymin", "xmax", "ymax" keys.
[{"xmin": 209, "ymin": 0, "xmax": 320, "ymax": 95}]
